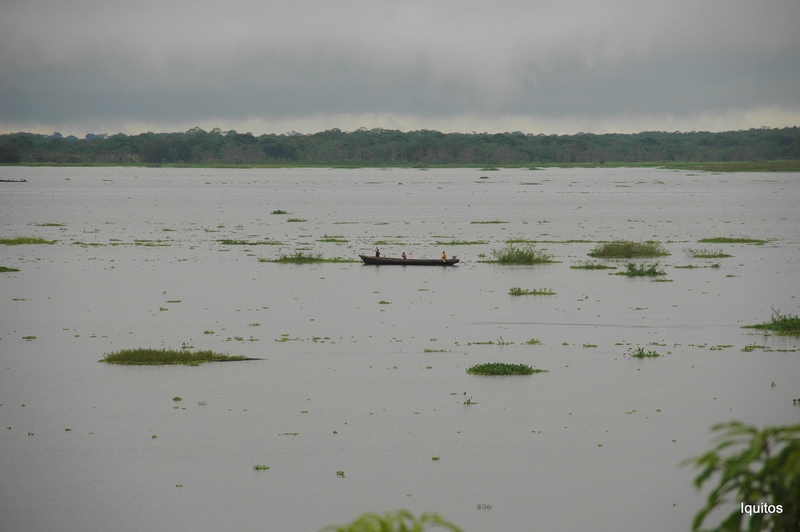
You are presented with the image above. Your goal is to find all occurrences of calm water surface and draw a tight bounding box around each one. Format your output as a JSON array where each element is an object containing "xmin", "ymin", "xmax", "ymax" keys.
[{"xmin": 1, "ymin": 166, "xmax": 799, "ymax": 532}]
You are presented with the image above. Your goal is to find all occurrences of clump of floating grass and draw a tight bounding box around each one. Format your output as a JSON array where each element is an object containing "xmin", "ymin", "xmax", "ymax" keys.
[
  {"xmin": 466, "ymin": 363, "xmax": 547, "ymax": 375},
  {"xmin": 471, "ymin": 220, "xmax": 508, "ymax": 224},
  {"xmin": 570, "ymin": 260, "xmax": 616, "ymax": 270},
  {"xmin": 259, "ymin": 251, "xmax": 355, "ymax": 263},
  {"xmin": 434, "ymin": 240, "xmax": 488, "ymax": 246},
  {"xmin": 99, "ymin": 348, "xmax": 254, "ymax": 366},
  {"xmin": 524, "ymin": 338, "xmax": 541, "ymax": 345},
  {"xmin": 684, "ymin": 248, "xmax": 732, "ymax": 258},
  {"xmin": 509, "ymin": 287, "xmax": 555, "ymax": 296},
  {"xmin": 318, "ymin": 235, "xmax": 348, "ymax": 243},
  {"xmin": 490, "ymin": 244, "xmax": 554, "ymax": 264},
  {"xmin": 744, "ymin": 309, "xmax": 800, "ymax": 336},
  {"xmin": 218, "ymin": 239, "xmax": 281, "ymax": 245},
  {"xmin": 287, "ymin": 218, "xmax": 307, "ymax": 223},
  {"xmin": 0, "ymin": 236, "xmax": 57, "ymax": 245},
  {"xmin": 253, "ymin": 465, "xmax": 270, "ymax": 470},
  {"xmin": 270, "ymin": 210, "xmax": 288, "ymax": 215},
  {"xmin": 615, "ymin": 262, "xmax": 666, "ymax": 276},
  {"xmin": 698, "ymin": 237, "xmax": 765, "ymax": 245},
  {"xmin": 588, "ymin": 240, "xmax": 669, "ymax": 258},
  {"xmin": 1, "ymin": 266, "xmax": 20, "ymax": 272},
  {"xmin": 627, "ymin": 347, "xmax": 661, "ymax": 358}
]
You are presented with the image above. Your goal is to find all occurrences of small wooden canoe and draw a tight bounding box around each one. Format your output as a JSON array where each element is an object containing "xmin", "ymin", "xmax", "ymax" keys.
[{"xmin": 359, "ymin": 254, "xmax": 459, "ymax": 266}]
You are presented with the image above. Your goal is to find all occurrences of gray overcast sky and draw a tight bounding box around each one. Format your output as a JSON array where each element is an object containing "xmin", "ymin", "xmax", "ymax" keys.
[{"xmin": 1, "ymin": 0, "xmax": 799, "ymax": 136}]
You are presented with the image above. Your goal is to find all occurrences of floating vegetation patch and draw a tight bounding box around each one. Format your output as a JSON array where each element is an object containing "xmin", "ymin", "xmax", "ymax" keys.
[
  {"xmin": 270, "ymin": 210, "xmax": 288, "ymax": 215},
  {"xmin": 0, "ymin": 236, "xmax": 57, "ymax": 245},
  {"xmin": 434, "ymin": 240, "xmax": 488, "ymax": 246},
  {"xmin": 259, "ymin": 251, "xmax": 356, "ymax": 263},
  {"xmin": 507, "ymin": 239, "xmax": 597, "ymax": 244},
  {"xmin": 627, "ymin": 347, "xmax": 661, "ymax": 358},
  {"xmin": 744, "ymin": 310, "xmax": 800, "ymax": 336},
  {"xmin": 33, "ymin": 223, "xmax": 65, "ymax": 227},
  {"xmin": 684, "ymin": 248, "xmax": 732, "ymax": 258},
  {"xmin": 1, "ymin": 266, "xmax": 20, "ymax": 272},
  {"xmin": 524, "ymin": 338, "xmax": 541, "ymax": 345},
  {"xmin": 509, "ymin": 287, "xmax": 556, "ymax": 296},
  {"xmin": 253, "ymin": 465, "xmax": 270, "ymax": 470},
  {"xmin": 588, "ymin": 240, "xmax": 669, "ymax": 258},
  {"xmin": 615, "ymin": 262, "xmax": 666, "ymax": 277},
  {"xmin": 698, "ymin": 237, "xmax": 766, "ymax": 244},
  {"xmin": 218, "ymin": 239, "xmax": 281, "ymax": 245},
  {"xmin": 570, "ymin": 260, "xmax": 616, "ymax": 270},
  {"xmin": 287, "ymin": 218, "xmax": 307, "ymax": 223},
  {"xmin": 318, "ymin": 235, "xmax": 348, "ymax": 243},
  {"xmin": 99, "ymin": 348, "xmax": 255, "ymax": 366},
  {"xmin": 471, "ymin": 220, "xmax": 508, "ymax": 224},
  {"xmin": 467, "ymin": 363, "xmax": 546, "ymax": 375},
  {"xmin": 675, "ymin": 264, "xmax": 720, "ymax": 269},
  {"xmin": 489, "ymin": 244, "xmax": 555, "ymax": 264}
]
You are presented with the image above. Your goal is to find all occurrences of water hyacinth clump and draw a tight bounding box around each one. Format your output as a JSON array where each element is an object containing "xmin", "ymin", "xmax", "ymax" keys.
[
  {"xmin": 466, "ymin": 363, "xmax": 547, "ymax": 375},
  {"xmin": 615, "ymin": 262, "xmax": 667, "ymax": 277},
  {"xmin": 490, "ymin": 244, "xmax": 554, "ymax": 264},
  {"xmin": 588, "ymin": 240, "xmax": 669, "ymax": 258},
  {"xmin": 744, "ymin": 310, "xmax": 800, "ymax": 336},
  {"xmin": 99, "ymin": 348, "xmax": 251, "ymax": 366}
]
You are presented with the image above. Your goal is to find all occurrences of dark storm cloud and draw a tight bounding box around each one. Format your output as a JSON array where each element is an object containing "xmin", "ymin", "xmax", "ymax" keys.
[{"xmin": 1, "ymin": 0, "xmax": 798, "ymax": 133}]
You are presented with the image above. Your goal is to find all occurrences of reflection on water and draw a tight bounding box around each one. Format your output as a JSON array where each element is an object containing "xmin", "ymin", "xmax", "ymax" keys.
[{"xmin": 1, "ymin": 167, "xmax": 799, "ymax": 532}]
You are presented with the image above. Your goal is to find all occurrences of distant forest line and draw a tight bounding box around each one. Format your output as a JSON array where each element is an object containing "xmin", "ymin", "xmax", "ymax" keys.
[{"xmin": 1, "ymin": 126, "xmax": 799, "ymax": 169}]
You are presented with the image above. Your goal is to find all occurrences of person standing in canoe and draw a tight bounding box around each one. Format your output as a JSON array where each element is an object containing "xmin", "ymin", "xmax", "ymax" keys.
[
  {"xmin": 402, "ymin": 252, "xmax": 407, "ymax": 260},
  {"xmin": 442, "ymin": 251, "xmax": 447, "ymax": 262},
  {"xmin": 375, "ymin": 247, "xmax": 380, "ymax": 257}
]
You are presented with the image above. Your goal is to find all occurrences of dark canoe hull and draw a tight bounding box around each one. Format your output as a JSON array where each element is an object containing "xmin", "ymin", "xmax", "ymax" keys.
[{"xmin": 359, "ymin": 254, "xmax": 459, "ymax": 266}]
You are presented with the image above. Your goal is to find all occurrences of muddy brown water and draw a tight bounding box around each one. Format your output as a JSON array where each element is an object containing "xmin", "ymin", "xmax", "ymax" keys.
[{"xmin": 1, "ymin": 166, "xmax": 798, "ymax": 532}]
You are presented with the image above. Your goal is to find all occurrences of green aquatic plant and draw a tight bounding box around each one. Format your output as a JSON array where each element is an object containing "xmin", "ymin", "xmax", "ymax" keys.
[
  {"xmin": 218, "ymin": 239, "xmax": 281, "ymax": 245},
  {"xmin": 524, "ymin": 338, "xmax": 541, "ymax": 345},
  {"xmin": 253, "ymin": 465, "xmax": 270, "ymax": 470},
  {"xmin": 509, "ymin": 287, "xmax": 555, "ymax": 296},
  {"xmin": 99, "ymin": 348, "xmax": 253, "ymax": 366},
  {"xmin": 0, "ymin": 266, "xmax": 20, "ymax": 272},
  {"xmin": 260, "ymin": 250, "xmax": 355, "ymax": 263},
  {"xmin": 471, "ymin": 220, "xmax": 508, "ymax": 224},
  {"xmin": 270, "ymin": 210, "xmax": 288, "ymax": 215},
  {"xmin": 0, "ymin": 236, "xmax": 56, "ymax": 245},
  {"xmin": 490, "ymin": 244, "xmax": 554, "ymax": 264},
  {"xmin": 744, "ymin": 309, "xmax": 800, "ymax": 336},
  {"xmin": 287, "ymin": 218, "xmax": 307, "ymax": 223},
  {"xmin": 434, "ymin": 240, "xmax": 488, "ymax": 246},
  {"xmin": 466, "ymin": 363, "xmax": 546, "ymax": 375},
  {"xmin": 615, "ymin": 262, "xmax": 666, "ymax": 277},
  {"xmin": 318, "ymin": 235, "xmax": 348, "ymax": 243},
  {"xmin": 588, "ymin": 240, "xmax": 669, "ymax": 258},
  {"xmin": 173, "ymin": 396, "xmax": 182, "ymax": 401},
  {"xmin": 627, "ymin": 347, "xmax": 660, "ymax": 358},
  {"xmin": 698, "ymin": 237, "xmax": 766, "ymax": 245},
  {"xmin": 570, "ymin": 260, "xmax": 616, "ymax": 270},
  {"xmin": 684, "ymin": 248, "xmax": 733, "ymax": 258},
  {"xmin": 685, "ymin": 420, "xmax": 800, "ymax": 532}
]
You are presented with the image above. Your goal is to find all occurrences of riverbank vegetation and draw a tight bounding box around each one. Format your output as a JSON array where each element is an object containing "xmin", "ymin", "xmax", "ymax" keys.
[
  {"xmin": 99, "ymin": 348, "xmax": 254, "ymax": 365},
  {"xmin": 2, "ymin": 127, "xmax": 798, "ymax": 167}
]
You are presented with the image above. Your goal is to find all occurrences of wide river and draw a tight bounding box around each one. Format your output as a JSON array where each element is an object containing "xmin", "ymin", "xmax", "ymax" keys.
[{"xmin": 1, "ymin": 166, "xmax": 798, "ymax": 532}]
